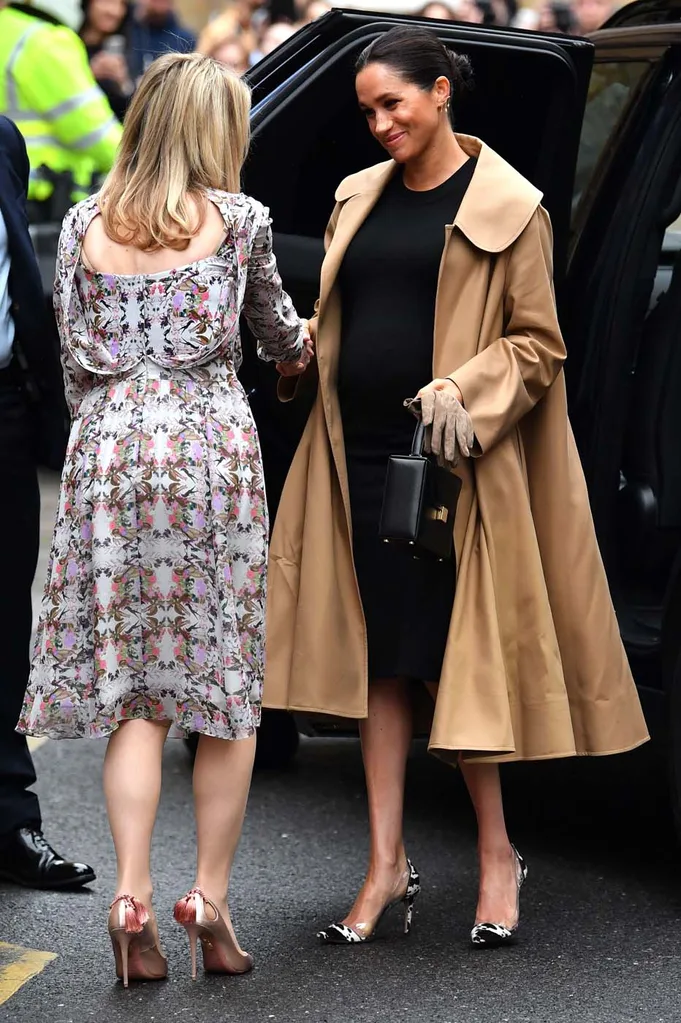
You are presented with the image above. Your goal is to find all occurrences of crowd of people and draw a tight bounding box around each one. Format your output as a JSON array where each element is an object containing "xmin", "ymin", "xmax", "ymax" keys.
[
  {"xmin": 80, "ymin": 0, "xmax": 619, "ymax": 111},
  {"xmin": 421, "ymin": 0, "xmax": 616, "ymax": 32},
  {"xmin": 79, "ymin": 0, "xmax": 335, "ymax": 102}
]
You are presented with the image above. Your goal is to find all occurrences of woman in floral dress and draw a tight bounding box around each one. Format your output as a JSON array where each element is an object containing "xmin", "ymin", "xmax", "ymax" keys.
[{"xmin": 17, "ymin": 53, "xmax": 310, "ymax": 985}]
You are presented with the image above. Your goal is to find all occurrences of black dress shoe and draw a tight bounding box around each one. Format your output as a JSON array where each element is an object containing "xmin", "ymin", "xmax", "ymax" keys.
[{"xmin": 0, "ymin": 828, "xmax": 96, "ymax": 890}]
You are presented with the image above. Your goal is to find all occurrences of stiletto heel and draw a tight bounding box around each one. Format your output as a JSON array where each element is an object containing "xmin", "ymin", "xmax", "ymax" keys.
[
  {"xmin": 470, "ymin": 845, "xmax": 528, "ymax": 948},
  {"xmin": 403, "ymin": 894, "xmax": 415, "ymax": 935},
  {"xmin": 317, "ymin": 859, "xmax": 421, "ymax": 945},
  {"xmin": 108, "ymin": 894, "xmax": 168, "ymax": 987},
  {"xmin": 110, "ymin": 929, "xmax": 132, "ymax": 988},
  {"xmin": 183, "ymin": 922, "xmax": 200, "ymax": 981},
  {"xmin": 174, "ymin": 888, "xmax": 253, "ymax": 977}
]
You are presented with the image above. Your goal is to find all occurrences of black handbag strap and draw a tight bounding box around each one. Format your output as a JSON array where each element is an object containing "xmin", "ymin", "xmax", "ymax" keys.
[{"xmin": 411, "ymin": 421, "xmax": 426, "ymax": 456}]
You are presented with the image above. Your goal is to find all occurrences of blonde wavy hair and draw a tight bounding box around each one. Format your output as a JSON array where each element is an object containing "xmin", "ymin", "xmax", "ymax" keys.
[{"xmin": 100, "ymin": 53, "xmax": 251, "ymax": 252}]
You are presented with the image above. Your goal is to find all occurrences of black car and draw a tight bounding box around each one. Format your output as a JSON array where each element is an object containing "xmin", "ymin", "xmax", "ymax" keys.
[{"xmin": 222, "ymin": 0, "xmax": 681, "ymax": 818}]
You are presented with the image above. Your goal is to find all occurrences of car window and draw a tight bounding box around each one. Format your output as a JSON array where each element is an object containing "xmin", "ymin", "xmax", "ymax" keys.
[{"xmin": 571, "ymin": 59, "xmax": 651, "ymax": 217}]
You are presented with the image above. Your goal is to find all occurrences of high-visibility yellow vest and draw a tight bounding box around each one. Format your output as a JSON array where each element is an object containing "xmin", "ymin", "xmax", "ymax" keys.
[{"xmin": 0, "ymin": 6, "xmax": 122, "ymax": 203}]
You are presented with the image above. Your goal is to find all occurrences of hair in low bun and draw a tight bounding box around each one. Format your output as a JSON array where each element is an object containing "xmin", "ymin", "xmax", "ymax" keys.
[
  {"xmin": 447, "ymin": 50, "xmax": 474, "ymax": 96},
  {"xmin": 355, "ymin": 26, "xmax": 474, "ymax": 122}
]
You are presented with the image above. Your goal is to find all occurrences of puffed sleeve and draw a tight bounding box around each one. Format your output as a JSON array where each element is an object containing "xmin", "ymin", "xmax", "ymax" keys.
[
  {"xmin": 242, "ymin": 203, "xmax": 305, "ymax": 365},
  {"xmin": 53, "ymin": 210, "xmax": 96, "ymax": 418},
  {"xmin": 60, "ymin": 347, "xmax": 96, "ymax": 418},
  {"xmin": 448, "ymin": 206, "xmax": 567, "ymax": 454}
]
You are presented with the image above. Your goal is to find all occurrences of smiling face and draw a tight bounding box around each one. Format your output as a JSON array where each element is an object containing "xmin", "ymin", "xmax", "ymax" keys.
[{"xmin": 355, "ymin": 63, "xmax": 450, "ymax": 165}]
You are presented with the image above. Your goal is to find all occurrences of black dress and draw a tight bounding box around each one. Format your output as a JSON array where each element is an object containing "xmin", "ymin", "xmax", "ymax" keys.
[{"xmin": 337, "ymin": 158, "xmax": 477, "ymax": 681}]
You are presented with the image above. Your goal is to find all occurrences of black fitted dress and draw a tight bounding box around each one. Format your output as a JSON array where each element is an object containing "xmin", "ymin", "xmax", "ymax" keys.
[{"xmin": 337, "ymin": 158, "xmax": 477, "ymax": 681}]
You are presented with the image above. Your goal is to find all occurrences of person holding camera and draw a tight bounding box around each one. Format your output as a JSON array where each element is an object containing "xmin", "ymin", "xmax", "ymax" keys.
[{"xmin": 80, "ymin": 0, "xmax": 134, "ymax": 121}]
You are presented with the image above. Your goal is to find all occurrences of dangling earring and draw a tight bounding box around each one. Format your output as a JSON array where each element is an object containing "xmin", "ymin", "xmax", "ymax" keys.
[{"xmin": 445, "ymin": 98, "xmax": 451, "ymax": 116}]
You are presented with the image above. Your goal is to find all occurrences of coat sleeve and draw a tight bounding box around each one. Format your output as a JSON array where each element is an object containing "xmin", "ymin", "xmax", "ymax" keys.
[
  {"xmin": 448, "ymin": 206, "xmax": 567, "ymax": 455},
  {"xmin": 3, "ymin": 117, "xmax": 30, "ymax": 193},
  {"xmin": 276, "ymin": 201, "xmax": 341, "ymax": 403}
]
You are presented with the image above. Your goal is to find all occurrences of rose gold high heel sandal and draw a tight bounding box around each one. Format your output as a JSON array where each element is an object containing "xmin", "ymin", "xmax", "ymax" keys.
[
  {"xmin": 173, "ymin": 888, "xmax": 253, "ymax": 980},
  {"xmin": 108, "ymin": 894, "xmax": 168, "ymax": 988}
]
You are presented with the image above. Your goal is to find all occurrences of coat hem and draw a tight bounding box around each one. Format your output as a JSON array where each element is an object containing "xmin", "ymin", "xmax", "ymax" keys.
[
  {"xmin": 431, "ymin": 735, "xmax": 650, "ymax": 764},
  {"xmin": 263, "ymin": 701, "xmax": 361, "ymax": 719}
]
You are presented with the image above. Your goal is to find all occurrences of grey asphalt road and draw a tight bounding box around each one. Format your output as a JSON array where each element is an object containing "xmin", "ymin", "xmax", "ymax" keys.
[
  {"xmin": 2, "ymin": 482, "xmax": 681, "ymax": 1023},
  {"xmin": 2, "ymin": 732, "xmax": 681, "ymax": 1023}
]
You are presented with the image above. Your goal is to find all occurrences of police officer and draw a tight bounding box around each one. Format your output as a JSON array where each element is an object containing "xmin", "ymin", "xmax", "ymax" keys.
[{"xmin": 0, "ymin": 1, "xmax": 122, "ymax": 220}]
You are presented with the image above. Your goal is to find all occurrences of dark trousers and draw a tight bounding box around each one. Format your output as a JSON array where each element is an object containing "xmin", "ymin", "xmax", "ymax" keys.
[{"xmin": 0, "ymin": 365, "xmax": 41, "ymax": 839}]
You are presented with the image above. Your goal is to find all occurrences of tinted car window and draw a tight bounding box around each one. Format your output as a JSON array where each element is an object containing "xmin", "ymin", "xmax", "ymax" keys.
[{"xmin": 572, "ymin": 59, "xmax": 652, "ymax": 216}]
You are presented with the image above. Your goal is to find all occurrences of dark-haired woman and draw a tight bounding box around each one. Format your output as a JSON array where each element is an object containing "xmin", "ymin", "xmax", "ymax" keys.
[
  {"xmin": 265, "ymin": 26, "xmax": 648, "ymax": 947},
  {"xmin": 80, "ymin": 0, "xmax": 132, "ymax": 121}
]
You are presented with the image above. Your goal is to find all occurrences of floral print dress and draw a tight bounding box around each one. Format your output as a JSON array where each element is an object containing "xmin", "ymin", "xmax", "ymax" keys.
[{"xmin": 17, "ymin": 189, "xmax": 305, "ymax": 741}]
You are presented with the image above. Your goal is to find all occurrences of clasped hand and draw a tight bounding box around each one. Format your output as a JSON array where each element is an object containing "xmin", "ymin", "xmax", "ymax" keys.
[
  {"xmin": 411, "ymin": 377, "xmax": 474, "ymax": 468},
  {"xmin": 276, "ymin": 320, "xmax": 314, "ymax": 377}
]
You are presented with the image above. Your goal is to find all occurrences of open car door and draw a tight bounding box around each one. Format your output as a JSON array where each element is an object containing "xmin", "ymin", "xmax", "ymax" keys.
[{"xmin": 240, "ymin": 11, "xmax": 594, "ymax": 513}]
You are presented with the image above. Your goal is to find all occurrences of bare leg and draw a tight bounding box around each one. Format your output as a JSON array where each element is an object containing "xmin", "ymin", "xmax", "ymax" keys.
[
  {"xmin": 103, "ymin": 718, "xmax": 170, "ymax": 908},
  {"xmin": 192, "ymin": 733, "xmax": 256, "ymax": 948},
  {"xmin": 458, "ymin": 758, "xmax": 517, "ymax": 927},
  {"xmin": 423, "ymin": 682, "xmax": 517, "ymax": 928},
  {"xmin": 341, "ymin": 677, "xmax": 413, "ymax": 929}
]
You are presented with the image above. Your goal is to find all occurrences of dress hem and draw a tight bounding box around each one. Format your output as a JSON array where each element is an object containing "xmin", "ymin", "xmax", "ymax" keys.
[
  {"xmin": 16, "ymin": 701, "xmax": 261, "ymax": 742},
  {"xmin": 15, "ymin": 717, "xmax": 259, "ymax": 742}
]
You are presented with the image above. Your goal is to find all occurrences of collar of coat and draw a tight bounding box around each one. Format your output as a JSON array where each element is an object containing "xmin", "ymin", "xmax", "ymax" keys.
[{"xmin": 334, "ymin": 134, "xmax": 543, "ymax": 254}]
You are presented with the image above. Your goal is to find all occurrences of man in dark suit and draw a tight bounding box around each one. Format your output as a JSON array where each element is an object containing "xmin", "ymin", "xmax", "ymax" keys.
[{"xmin": 0, "ymin": 115, "xmax": 95, "ymax": 889}]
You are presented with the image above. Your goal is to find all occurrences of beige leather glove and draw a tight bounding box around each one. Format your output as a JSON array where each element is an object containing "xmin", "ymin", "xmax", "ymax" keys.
[{"xmin": 419, "ymin": 389, "xmax": 474, "ymax": 468}]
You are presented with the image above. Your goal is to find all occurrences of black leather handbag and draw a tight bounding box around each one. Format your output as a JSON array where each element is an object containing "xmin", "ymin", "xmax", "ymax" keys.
[{"xmin": 378, "ymin": 421, "xmax": 462, "ymax": 562}]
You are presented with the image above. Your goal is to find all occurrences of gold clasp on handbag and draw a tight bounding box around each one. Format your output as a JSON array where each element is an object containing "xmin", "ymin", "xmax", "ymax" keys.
[{"xmin": 427, "ymin": 505, "xmax": 449, "ymax": 523}]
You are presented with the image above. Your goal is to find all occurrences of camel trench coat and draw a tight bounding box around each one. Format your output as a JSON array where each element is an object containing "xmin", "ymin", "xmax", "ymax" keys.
[{"xmin": 263, "ymin": 134, "xmax": 649, "ymax": 764}]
